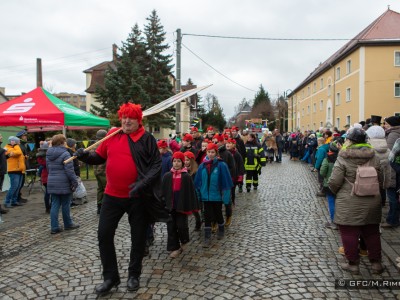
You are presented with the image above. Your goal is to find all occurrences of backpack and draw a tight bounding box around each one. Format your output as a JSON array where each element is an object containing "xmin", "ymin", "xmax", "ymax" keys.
[{"xmin": 346, "ymin": 161, "xmax": 380, "ymax": 197}]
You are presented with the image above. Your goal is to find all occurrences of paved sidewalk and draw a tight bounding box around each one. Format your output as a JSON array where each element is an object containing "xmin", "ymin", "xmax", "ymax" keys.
[{"xmin": 1, "ymin": 154, "xmax": 400, "ymax": 299}]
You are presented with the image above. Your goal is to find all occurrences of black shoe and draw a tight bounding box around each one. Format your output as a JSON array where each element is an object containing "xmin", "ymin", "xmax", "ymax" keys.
[
  {"xmin": 45, "ymin": 208, "xmax": 50, "ymax": 214},
  {"xmin": 0, "ymin": 205, "xmax": 8, "ymax": 214},
  {"xmin": 65, "ymin": 224, "xmax": 80, "ymax": 230},
  {"xmin": 246, "ymin": 188, "xmax": 251, "ymax": 193},
  {"xmin": 19, "ymin": 198, "xmax": 28, "ymax": 203},
  {"xmin": 238, "ymin": 186, "xmax": 243, "ymax": 193},
  {"xmin": 51, "ymin": 228, "xmax": 63, "ymax": 234},
  {"xmin": 254, "ymin": 186, "xmax": 258, "ymax": 190},
  {"xmin": 11, "ymin": 202, "xmax": 23, "ymax": 206},
  {"xmin": 127, "ymin": 276, "xmax": 140, "ymax": 291},
  {"xmin": 144, "ymin": 245, "xmax": 150, "ymax": 257},
  {"xmin": 97, "ymin": 204, "xmax": 101, "ymax": 215},
  {"xmin": 95, "ymin": 278, "xmax": 121, "ymax": 295}
]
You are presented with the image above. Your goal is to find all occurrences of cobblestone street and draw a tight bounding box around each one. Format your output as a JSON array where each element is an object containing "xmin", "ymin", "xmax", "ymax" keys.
[{"xmin": 1, "ymin": 154, "xmax": 400, "ymax": 299}]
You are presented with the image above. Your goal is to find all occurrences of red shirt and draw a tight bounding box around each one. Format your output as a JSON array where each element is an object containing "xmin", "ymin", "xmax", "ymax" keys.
[{"xmin": 96, "ymin": 126, "xmax": 144, "ymax": 198}]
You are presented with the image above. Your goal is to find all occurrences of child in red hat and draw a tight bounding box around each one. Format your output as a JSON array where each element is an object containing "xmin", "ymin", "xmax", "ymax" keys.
[
  {"xmin": 162, "ymin": 151, "xmax": 199, "ymax": 258},
  {"xmin": 194, "ymin": 143, "xmax": 233, "ymax": 247},
  {"xmin": 184, "ymin": 151, "xmax": 202, "ymax": 231}
]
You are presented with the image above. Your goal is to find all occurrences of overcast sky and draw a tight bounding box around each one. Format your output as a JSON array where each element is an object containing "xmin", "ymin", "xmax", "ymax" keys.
[{"xmin": 0, "ymin": 0, "xmax": 399, "ymax": 118}]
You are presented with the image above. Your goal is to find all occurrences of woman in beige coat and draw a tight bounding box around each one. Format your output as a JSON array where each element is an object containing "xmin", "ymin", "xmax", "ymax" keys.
[{"xmin": 328, "ymin": 128, "xmax": 384, "ymax": 275}]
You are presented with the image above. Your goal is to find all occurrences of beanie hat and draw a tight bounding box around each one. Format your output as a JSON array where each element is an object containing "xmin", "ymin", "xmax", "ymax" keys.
[
  {"xmin": 231, "ymin": 126, "xmax": 239, "ymax": 131},
  {"xmin": 66, "ymin": 138, "xmax": 76, "ymax": 148},
  {"xmin": 206, "ymin": 143, "xmax": 219, "ymax": 152},
  {"xmin": 184, "ymin": 151, "xmax": 195, "ymax": 160},
  {"xmin": 172, "ymin": 151, "xmax": 185, "ymax": 162},
  {"xmin": 329, "ymin": 142, "xmax": 339, "ymax": 153},
  {"xmin": 157, "ymin": 140, "xmax": 168, "ymax": 148},
  {"xmin": 8, "ymin": 136, "xmax": 20, "ymax": 143},
  {"xmin": 213, "ymin": 134, "xmax": 224, "ymax": 142},
  {"xmin": 385, "ymin": 116, "xmax": 400, "ymax": 127},
  {"xmin": 96, "ymin": 129, "xmax": 107, "ymax": 139},
  {"xmin": 207, "ymin": 126, "xmax": 214, "ymax": 132},
  {"xmin": 227, "ymin": 138, "xmax": 236, "ymax": 144},
  {"xmin": 40, "ymin": 141, "xmax": 49, "ymax": 150},
  {"xmin": 183, "ymin": 133, "xmax": 193, "ymax": 142},
  {"xmin": 190, "ymin": 127, "xmax": 198, "ymax": 132},
  {"xmin": 366, "ymin": 125, "xmax": 385, "ymax": 139}
]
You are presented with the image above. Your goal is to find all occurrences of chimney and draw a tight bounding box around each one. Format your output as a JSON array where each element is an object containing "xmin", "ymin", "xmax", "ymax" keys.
[
  {"xmin": 36, "ymin": 58, "xmax": 43, "ymax": 87},
  {"xmin": 112, "ymin": 44, "xmax": 118, "ymax": 62}
]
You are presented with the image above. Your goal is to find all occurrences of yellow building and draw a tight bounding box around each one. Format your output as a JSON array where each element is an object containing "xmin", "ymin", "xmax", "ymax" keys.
[{"xmin": 288, "ymin": 9, "xmax": 400, "ymax": 132}]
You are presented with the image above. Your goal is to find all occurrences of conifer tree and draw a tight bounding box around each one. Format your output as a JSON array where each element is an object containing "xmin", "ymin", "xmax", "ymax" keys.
[{"xmin": 143, "ymin": 10, "xmax": 175, "ymax": 129}]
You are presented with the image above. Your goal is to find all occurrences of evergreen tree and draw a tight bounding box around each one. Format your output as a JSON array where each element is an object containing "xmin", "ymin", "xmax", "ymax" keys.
[
  {"xmin": 199, "ymin": 93, "xmax": 226, "ymax": 131},
  {"xmin": 143, "ymin": 10, "xmax": 175, "ymax": 129},
  {"xmin": 93, "ymin": 24, "xmax": 150, "ymax": 117}
]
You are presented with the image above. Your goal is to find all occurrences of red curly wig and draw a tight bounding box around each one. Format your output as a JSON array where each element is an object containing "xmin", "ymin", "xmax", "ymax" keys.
[{"xmin": 117, "ymin": 103, "xmax": 143, "ymax": 124}]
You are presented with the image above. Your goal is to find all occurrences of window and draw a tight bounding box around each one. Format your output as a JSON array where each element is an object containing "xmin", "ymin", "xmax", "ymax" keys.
[
  {"xmin": 320, "ymin": 100, "xmax": 323, "ymax": 110},
  {"xmin": 302, "ymin": 108, "xmax": 305, "ymax": 116},
  {"xmin": 346, "ymin": 115, "xmax": 351, "ymax": 126},
  {"xmin": 346, "ymin": 60, "xmax": 352, "ymax": 74},
  {"xmin": 336, "ymin": 67, "xmax": 341, "ymax": 80},
  {"xmin": 308, "ymin": 86, "xmax": 310, "ymax": 96},
  {"xmin": 327, "ymin": 107, "xmax": 331, "ymax": 119},
  {"xmin": 307, "ymin": 105, "xmax": 310, "ymax": 114},
  {"xmin": 320, "ymin": 78, "xmax": 324, "ymax": 89},
  {"xmin": 336, "ymin": 117, "xmax": 340, "ymax": 128},
  {"xmin": 313, "ymin": 103, "xmax": 316, "ymax": 113},
  {"xmin": 395, "ymin": 51, "xmax": 400, "ymax": 66},
  {"xmin": 336, "ymin": 92, "xmax": 341, "ymax": 105},
  {"xmin": 327, "ymin": 84, "xmax": 331, "ymax": 96},
  {"xmin": 313, "ymin": 82, "xmax": 316, "ymax": 93},
  {"xmin": 396, "ymin": 82, "xmax": 400, "ymax": 97},
  {"xmin": 320, "ymin": 121, "xmax": 324, "ymax": 127},
  {"xmin": 346, "ymin": 88, "xmax": 351, "ymax": 102}
]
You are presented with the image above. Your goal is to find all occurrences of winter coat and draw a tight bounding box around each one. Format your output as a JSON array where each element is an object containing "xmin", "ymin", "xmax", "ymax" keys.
[
  {"xmin": 328, "ymin": 144, "xmax": 383, "ymax": 226},
  {"xmin": 385, "ymin": 125, "xmax": 400, "ymax": 188},
  {"xmin": 195, "ymin": 149, "xmax": 207, "ymax": 166},
  {"xmin": 275, "ymin": 134, "xmax": 284, "ymax": 149},
  {"xmin": 67, "ymin": 148, "xmax": 81, "ymax": 177},
  {"xmin": 0, "ymin": 143, "xmax": 7, "ymax": 175},
  {"xmin": 37, "ymin": 156, "xmax": 49, "ymax": 185},
  {"xmin": 161, "ymin": 151, "xmax": 173, "ymax": 178},
  {"xmin": 244, "ymin": 140, "xmax": 266, "ymax": 171},
  {"xmin": 180, "ymin": 146, "xmax": 198, "ymax": 156},
  {"xmin": 194, "ymin": 157, "xmax": 233, "ymax": 205},
  {"xmin": 265, "ymin": 137, "xmax": 278, "ymax": 153},
  {"xmin": 314, "ymin": 143, "xmax": 330, "ymax": 170},
  {"xmin": 162, "ymin": 169, "xmax": 199, "ymax": 214},
  {"xmin": 369, "ymin": 138, "xmax": 390, "ymax": 189},
  {"xmin": 218, "ymin": 144, "xmax": 236, "ymax": 177},
  {"xmin": 229, "ymin": 148, "xmax": 245, "ymax": 182},
  {"xmin": 46, "ymin": 146, "xmax": 78, "ymax": 195},
  {"xmin": 320, "ymin": 157, "xmax": 334, "ymax": 188},
  {"xmin": 4, "ymin": 144, "xmax": 25, "ymax": 174},
  {"xmin": 234, "ymin": 135, "xmax": 246, "ymax": 159},
  {"xmin": 92, "ymin": 143, "xmax": 106, "ymax": 177}
]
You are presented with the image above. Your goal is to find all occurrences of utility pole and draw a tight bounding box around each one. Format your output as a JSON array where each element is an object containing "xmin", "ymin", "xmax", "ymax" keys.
[{"xmin": 175, "ymin": 28, "xmax": 182, "ymax": 133}]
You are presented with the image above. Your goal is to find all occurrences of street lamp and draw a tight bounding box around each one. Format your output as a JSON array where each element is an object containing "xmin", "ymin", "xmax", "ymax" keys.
[{"xmin": 283, "ymin": 89, "xmax": 293, "ymax": 132}]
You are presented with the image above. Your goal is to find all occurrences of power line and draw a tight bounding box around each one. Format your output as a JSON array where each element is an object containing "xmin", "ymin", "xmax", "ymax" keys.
[
  {"xmin": 182, "ymin": 33, "xmax": 351, "ymax": 41},
  {"xmin": 181, "ymin": 42, "xmax": 257, "ymax": 93}
]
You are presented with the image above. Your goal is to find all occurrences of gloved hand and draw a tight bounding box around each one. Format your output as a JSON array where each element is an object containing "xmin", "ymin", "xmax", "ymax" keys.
[
  {"xmin": 258, "ymin": 168, "xmax": 262, "ymax": 175},
  {"xmin": 129, "ymin": 181, "xmax": 145, "ymax": 198},
  {"xmin": 73, "ymin": 148, "xmax": 89, "ymax": 160}
]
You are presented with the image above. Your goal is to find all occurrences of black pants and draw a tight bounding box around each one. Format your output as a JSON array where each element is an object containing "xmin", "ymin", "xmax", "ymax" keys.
[
  {"xmin": 203, "ymin": 202, "xmax": 224, "ymax": 227},
  {"xmin": 17, "ymin": 174, "xmax": 25, "ymax": 200},
  {"xmin": 167, "ymin": 210, "xmax": 189, "ymax": 251},
  {"xmin": 98, "ymin": 194, "xmax": 148, "ymax": 280},
  {"xmin": 245, "ymin": 170, "xmax": 258, "ymax": 188}
]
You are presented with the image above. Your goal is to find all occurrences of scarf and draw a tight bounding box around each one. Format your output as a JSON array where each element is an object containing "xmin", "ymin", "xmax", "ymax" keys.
[{"xmin": 170, "ymin": 167, "xmax": 187, "ymax": 191}]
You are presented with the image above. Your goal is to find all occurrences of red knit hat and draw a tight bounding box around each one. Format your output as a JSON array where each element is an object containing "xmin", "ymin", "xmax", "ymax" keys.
[
  {"xmin": 157, "ymin": 140, "xmax": 168, "ymax": 148},
  {"xmin": 213, "ymin": 134, "xmax": 224, "ymax": 142},
  {"xmin": 117, "ymin": 103, "xmax": 143, "ymax": 124},
  {"xmin": 227, "ymin": 138, "xmax": 236, "ymax": 144},
  {"xmin": 223, "ymin": 134, "xmax": 229, "ymax": 140},
  {"xmin": 206, "ymin": 143, "xmax": 219, "ymax": 152},
  {"xmin": 172, "ymin": 151, "xmax": 185, "ymax": 162},
  {"xmin": 207, "ymin": 126, "xmax": 214, "ymax": 132},
  {"xmin": 231, "ymin": 126, "xmax": 239, "ymax": 131},
  {"xmin": 184, "ymin": 151, "xmax": 195, "ymax": 160},
  {"xmin": 183, "ymin": 133, "xmax": 193, "ymax": 142},
  {"xmin": 190, "ymin": 127, "xmax": 198, "ymax": 132}
]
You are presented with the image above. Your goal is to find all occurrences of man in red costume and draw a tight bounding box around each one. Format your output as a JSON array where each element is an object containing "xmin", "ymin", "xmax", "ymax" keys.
[{"xmin": 75, "ymin": 103, "xmax": 165, "ymax": 295}]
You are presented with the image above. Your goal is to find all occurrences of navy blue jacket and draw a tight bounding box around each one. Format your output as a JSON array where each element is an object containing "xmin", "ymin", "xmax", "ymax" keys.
[{"xmin": 46, "ymin": 146, "xmax": 78, "ymax": 195}]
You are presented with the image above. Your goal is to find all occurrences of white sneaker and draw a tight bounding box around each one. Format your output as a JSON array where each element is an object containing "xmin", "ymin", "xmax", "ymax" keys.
[{"xmin": 169, "ymin": 248, "xmax": 182, "ymax": 258}]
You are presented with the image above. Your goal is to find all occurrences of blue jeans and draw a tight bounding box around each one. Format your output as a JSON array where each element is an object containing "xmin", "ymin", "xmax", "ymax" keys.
[
  {"xmin": 301, "ymin": 149, "xmax": 311, "ymax": 163},
  {"xmin": 386, "ymin": 188, "xmax": 400, "ymax": 226},
  {"xmin": 50, "ymin": 193, "xmax": 74, "ymax": 231},
  {"xmin": 326, "ymin": 190, "xmax": 336, "ymax": 222},
  {"xmin": 276, "ymin": 148, "xmax": 283, "ymax": 162},
  {"xmin": 4, "ymin": 173, "xmax": 23, "ymax": 206}
]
